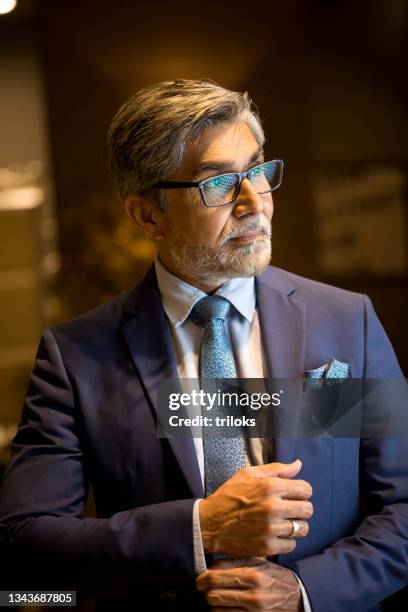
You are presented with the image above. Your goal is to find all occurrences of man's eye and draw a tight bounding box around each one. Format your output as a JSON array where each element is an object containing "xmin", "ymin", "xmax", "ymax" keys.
[{"xmin": 207, "ymin": 176, "xmax": 235, "ymax": 190}]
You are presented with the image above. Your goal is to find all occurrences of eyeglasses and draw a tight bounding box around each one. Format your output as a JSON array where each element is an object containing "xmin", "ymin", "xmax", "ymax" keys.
[{"xmin": 157, "ymin": 159, "xmax": 284, "ymax": 208}]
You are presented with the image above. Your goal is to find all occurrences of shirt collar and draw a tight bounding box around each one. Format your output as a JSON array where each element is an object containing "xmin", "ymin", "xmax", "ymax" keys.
[{"xmin": 154, "ymin": 257, "xmax": 256, "ymax": 327}]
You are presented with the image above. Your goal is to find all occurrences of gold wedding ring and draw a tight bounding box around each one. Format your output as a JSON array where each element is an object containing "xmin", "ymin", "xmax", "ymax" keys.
[{"xmin": 288, "ymin": 519, "xmax": 300, "ymax": 538}]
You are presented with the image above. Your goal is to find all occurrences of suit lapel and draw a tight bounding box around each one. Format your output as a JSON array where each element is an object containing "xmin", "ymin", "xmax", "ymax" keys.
[
  {"xmin": 120, "ymin": 267, "xmax": 204, "ymax": 498},
  {"xmin": 256, "ymin": 271, "xmax": 306, "ymax": 464}
]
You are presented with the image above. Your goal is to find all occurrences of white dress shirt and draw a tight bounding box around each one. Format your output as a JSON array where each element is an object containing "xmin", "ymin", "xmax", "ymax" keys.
[{"xmin": 154, "ymin": 257, "xmax": 311, "ymax": 611}]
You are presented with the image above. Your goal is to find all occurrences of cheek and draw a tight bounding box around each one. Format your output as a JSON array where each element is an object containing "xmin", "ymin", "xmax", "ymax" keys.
[
  {"xmin": 187, "ymin": 208, "xmax": 230, "ymax": 242},
  {"xmin": 265, "ymin": 195, "xmax": 274, "ymax": 219},
  {"xmin": 202, "ymin": 210, "xmax": 232, "ymax": 242}
]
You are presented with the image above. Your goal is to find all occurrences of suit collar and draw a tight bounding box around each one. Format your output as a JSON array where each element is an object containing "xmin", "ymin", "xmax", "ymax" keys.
[
  {"xmin": 256, "ymin": 265, "xmax": 297, "ymax": 298},
  {"xmin": 256, "ymin": 269, "xmax": 306, "ymax": 463},
  {"xmin": 255, "ymin": 268, "xmax": 305, "ymax": 378}
]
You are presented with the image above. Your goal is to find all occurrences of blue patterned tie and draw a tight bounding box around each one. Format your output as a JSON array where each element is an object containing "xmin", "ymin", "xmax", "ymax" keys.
[{"xmin": 191, "ymin": 296, "xmax": 246, "ymax": 496}]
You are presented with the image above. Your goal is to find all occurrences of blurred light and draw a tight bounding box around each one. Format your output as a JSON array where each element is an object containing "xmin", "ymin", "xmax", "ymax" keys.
[
  {"xmin": 0, "ymin": 186, "xmax": 44, "ymax": 210},
  {"xmin": 43, "ymin": 251, "xmax": 61, "ymax": 275},
  {"xmin": 0, "ymin": 0, "xmax": 17, "ymax": 15},
  {"xmin": 0, "ymin": 423, "xmax": 17, "ymax": 448},
  {"xmin": 44, "ymin": 296, "xmax": 62, "ymax": 321}
]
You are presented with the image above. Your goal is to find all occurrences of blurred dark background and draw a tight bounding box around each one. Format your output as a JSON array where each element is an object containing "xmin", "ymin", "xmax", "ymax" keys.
[{"xmin": 0, "ymin": 0, "xmax": 407, "ymax": 609}]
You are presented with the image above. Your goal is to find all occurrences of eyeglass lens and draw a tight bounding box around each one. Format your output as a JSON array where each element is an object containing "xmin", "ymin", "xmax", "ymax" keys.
[{"xmin": 202, "ymin": 161, "xmax": 281, "ymax": 207}]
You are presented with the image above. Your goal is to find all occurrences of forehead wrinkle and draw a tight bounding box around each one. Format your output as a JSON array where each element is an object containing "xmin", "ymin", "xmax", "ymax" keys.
[{"xmin": 194, "ymin": 145, "xmax": 264, "ymax": 175}]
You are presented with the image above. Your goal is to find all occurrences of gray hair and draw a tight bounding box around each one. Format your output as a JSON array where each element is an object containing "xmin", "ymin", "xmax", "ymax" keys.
[{"xmin": 107, "ymin": 79, "xmax": 265, "ymax": 206}]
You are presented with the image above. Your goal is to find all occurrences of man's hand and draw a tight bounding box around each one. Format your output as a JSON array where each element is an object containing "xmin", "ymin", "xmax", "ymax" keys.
[
  {"xmin": 199, "ymin": 460, "xmax": 313, "ymax": 557},
  {"xmin": 196, "ymin": 557, "xmax": 303, "ymax": 611}
]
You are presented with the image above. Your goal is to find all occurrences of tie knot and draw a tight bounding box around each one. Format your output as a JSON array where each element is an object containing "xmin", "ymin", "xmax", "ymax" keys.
[{"xmin": 192, "ymin": 295, "xmax": 231, "ymax": 325}]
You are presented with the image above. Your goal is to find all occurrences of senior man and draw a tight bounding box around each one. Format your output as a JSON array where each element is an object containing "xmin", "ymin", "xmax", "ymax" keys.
[{"xmin": 0, "ymin": 79, "xmax": 407, "ymax": 612}]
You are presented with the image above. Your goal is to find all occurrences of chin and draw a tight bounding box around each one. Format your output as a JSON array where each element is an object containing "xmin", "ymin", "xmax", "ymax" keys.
[
  {"xmin": 220, "ymin": 241, "xmax": 271, "ymax": 278},
  {"xmin": 167, "ymin": 237, "xmax": 271, "ymax": 284}
]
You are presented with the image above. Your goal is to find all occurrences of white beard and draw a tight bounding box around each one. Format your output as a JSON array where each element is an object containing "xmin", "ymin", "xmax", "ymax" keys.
[{"xmin": 164, "ymin": 215, "xmax": 272, "ymax": 286}]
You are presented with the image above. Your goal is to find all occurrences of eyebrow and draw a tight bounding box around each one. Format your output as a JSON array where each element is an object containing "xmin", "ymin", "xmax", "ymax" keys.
[{"xmin": 192, "ymin": 147, "xmax": 264, "ymax": 179}]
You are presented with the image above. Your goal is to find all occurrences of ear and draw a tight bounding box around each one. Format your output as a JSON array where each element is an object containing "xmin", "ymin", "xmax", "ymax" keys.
[{"xmin": 125, "ymin": 194, "xmax": 167, "ymax": 242}]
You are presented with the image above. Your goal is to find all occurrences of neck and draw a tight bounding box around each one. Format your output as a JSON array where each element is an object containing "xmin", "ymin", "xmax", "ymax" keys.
[{"xmin": 157, "ymin": 254, "xmax": 228, "ymax": 294}]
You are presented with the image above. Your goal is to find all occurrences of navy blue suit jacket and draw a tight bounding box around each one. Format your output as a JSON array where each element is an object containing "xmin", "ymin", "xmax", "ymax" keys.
[{"xmin": 0, "ymin": 265, "xmax": 407, "ymax": 611}]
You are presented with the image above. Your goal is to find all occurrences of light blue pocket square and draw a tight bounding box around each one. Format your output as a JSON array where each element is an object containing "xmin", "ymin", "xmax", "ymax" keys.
[{"xmin": 305, "ymin": 358, "xmax": 350, "ymax": 389}]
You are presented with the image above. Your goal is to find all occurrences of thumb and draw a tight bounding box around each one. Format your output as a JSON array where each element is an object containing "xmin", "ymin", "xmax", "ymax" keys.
[
  {"xmin": 243, "ymin": 459, "xmax": 302, "ymax": 480},
  {"xmin": 210, "ymin": 556, "xmax": 265, "ymax": 569},
  {"xmin": 273, "ymin": 459, "xmax": 302, "ymax": 479}
]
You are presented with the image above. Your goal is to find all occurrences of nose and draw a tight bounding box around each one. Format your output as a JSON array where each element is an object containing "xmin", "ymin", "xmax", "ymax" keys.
[{"xmin": 232, "ymin": 177, "xmax": 264, "ymax": 217}]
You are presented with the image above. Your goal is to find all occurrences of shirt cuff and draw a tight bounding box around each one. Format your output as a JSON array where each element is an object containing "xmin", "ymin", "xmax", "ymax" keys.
[
  {"xmin": 193, "ymin": 498, "xmax": 208, "ymax": 575},
  {"xmin": 293, "ymin": 572, "xmax": 312, "ymax": 612}
]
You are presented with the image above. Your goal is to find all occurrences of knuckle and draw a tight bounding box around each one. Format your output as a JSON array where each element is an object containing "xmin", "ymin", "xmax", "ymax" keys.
[
  {"xmin": 252, "ymin": 593, "xmax": 263, "ymax": 609},
  {"xmin": 206, "ymin": 591, "xmax": 219, "ymax": 605},
  {"xmin": 265, "ymin": 538, "xmax": 285, "ymax": 556},
  {"xmin": 266, "ymin": 519, "xmax": 278, "ymax": 536},
  {"xmin": 298, "ymin": 480, "xmax": 312, "ymax": 498},
  {"xmin": 203, "ymin": 575, "xmax": 215, "ymax": 588},
  {"xmin": 262, "ymin": 478, "xmax": 276, "ymax": 495},
  {"xmin": 261, "ymin": 497, "xmax": 275, "ymax": 516},
  {"xmin": 251, "ymin": 570, "xmax": 264, "ymax": 587},
  {"xmin": 298, "ymin": 501, "xmax": 313, "ymax": 519},
  {"xmin": 272, "ymin": 462, "xmax": 283, "ymax": 473},
  {"xmin": 304, "ymin": 482, "xmax": 313, "ymax": 498},
  {"xmin": 302, "ymin": 521, "xmax": 310, "ymax": 536},
  {"xmin": 261, "ymin": 537, "xmax": 277, "ymax": 556},
  {"xmin": 267, "ymin": 499, "xmax": 281, "ymax": 518},
  {"xmin": 305, "ymin": 501, "xmax": 314, "ymax": 518},
  {"xmin": 286, "ymin": 539, "xmax": 297, "ymax": 553}
]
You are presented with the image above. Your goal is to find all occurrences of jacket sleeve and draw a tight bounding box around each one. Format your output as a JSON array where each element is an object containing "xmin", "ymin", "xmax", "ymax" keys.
[
  {"xmin": 283, "ymin": 295, "xmax": 408, "ymax": 612},
  {"xmin": 0, "ymin": 328, "xmax": 196, "ymax": 598}
]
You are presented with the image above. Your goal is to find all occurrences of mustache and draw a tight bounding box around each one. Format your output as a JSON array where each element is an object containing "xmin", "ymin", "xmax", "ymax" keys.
[{"xmin": 223, "ymin": 217, "xmax": 271, "ymax": 242}]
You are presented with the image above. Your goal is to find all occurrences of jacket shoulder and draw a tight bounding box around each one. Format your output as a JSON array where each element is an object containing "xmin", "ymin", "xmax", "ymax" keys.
[
  {"xmin": 50, "ymin": 287, "xmax": 135, "ymax": 337},
  {"xmin": 258, "ymin": 266, "xmax": 366, "ymax": 307},
  {"xmin": 49, "ymin": 265, "xmax": 158, "ymax": 338}
]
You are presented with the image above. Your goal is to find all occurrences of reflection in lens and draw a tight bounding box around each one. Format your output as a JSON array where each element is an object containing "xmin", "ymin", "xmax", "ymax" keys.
[
  {"xmin": 250, "ymin": 161, "xmax": 278, "ymax": 194},
  {"xmin": 203, "ymin": 174, "xmax": 237, "ymax": 206}
]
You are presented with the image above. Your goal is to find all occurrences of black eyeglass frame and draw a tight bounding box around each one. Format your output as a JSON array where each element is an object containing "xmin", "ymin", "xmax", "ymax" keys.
[{"xmin": 157, "ymin": 159, "xmax": 284, "ymax": 208}]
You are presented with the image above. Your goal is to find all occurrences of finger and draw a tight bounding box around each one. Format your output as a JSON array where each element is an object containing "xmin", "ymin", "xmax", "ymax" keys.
[
  {"xmin": 263, "ymin": 518, "xmax": 309, "ymax": 539},
  {"xmin": 197, "ymin": 566, "xmax": 264, "ymax": 591},
  {"xmin": 266, "ymin": 537, "xmax": 297, "ymax": 556},
  {"xmin": 211, "ymin": 557, "xmax": 265, "ymax": 569},
  {"xmin": 222, "ymin": 534, "xmax": 297, "ymax": 557},
  {"xmin": 280, "ymin": 519, "xmax": 309, "ymax": 539},
  {"xmin": 270, "ymin": 478, "xmax": 313, "ymax": 500},
  {"xmin": 279, "ymin": 499, "xmax": 314, "ymax": 519},
  {"xmin": 239, "ymin": 459, "xmax": 302, "ymax": 480},
  {"xmin": 212, "ymin": 608, "xmax": 244, "ymax": 612},
  {"xmin": 206, "ymin": 588, "xmax": 265, "ymax": 609}
]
